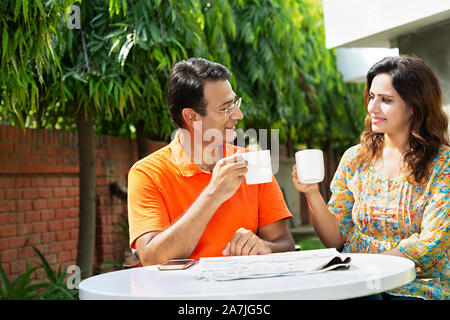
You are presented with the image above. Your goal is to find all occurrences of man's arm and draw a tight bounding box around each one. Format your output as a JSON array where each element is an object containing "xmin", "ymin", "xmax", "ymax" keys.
[
  {"xmin": 258, "ymin": 219, "xmax": 295, "ymax": 253},
  {"xmin": 135, "ymin": 153, "xmax": 248, "ymax": 266},
  {"xmin": 222, "ymin": 220, "xmax": 294, "ymax": 256},
  {"xmin": 136, "ymin": 188, "xmax": 223, "ymax": 265}
]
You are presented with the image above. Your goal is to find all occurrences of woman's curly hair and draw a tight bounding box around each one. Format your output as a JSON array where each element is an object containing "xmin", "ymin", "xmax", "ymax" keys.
[{"xmin": 357, "ymin": 55, "xmax": 449, "ymax": 184}]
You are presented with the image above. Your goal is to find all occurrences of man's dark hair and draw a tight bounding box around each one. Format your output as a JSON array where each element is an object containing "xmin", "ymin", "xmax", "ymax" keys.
[{"xmin": 167, "ymin": 58, "xmax": 231, "ymax": 128}]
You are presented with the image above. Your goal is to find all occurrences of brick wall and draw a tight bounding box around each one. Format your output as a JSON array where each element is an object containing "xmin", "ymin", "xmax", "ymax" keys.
[{"xmin": 0, "ymin": 125, "xmax": 168, "ymax": 279}]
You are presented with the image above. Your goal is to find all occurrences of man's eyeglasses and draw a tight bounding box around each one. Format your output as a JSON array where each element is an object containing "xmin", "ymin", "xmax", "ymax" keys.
[{"xmin": 216, "ymin": 97, "xmax": 242, "ymax": 117}]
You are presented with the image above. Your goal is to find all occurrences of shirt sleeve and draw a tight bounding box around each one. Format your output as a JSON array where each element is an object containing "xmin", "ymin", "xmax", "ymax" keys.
[
  {"xmin": 257, "ymin": 175, "xmax": 293, "ymax": 227},
  {"xmin": 398, "ymin": 162, "xmax": 450, "ymax": 271},
  {"xmin": 327, "ymin": 148, "xmax": 355, "ymax": 241},
  {"xmin": 127, "ymin": 163, "xmax": 170, "ymax": 249}
]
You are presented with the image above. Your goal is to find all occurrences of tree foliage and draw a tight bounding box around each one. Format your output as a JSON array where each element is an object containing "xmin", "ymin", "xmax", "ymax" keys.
[
  {"xmin": 1, "ymin": 0, "xmax": 365, "ymax": 154},
  {"xmin": 0, "ymin": 0, "xmax": 75, "ymax": 127},
  {"xmin": 98, "ymin": 0, "xmax": 366, "ymax": 156},
  {"xmin": 98, "ymin": 0, "xmax": 210, "ymax": 141}
]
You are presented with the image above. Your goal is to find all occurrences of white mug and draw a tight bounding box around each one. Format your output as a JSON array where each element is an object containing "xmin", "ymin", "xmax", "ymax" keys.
[
  {"xmin": 295, "ymin": 149, "xmax": 324, "ymax": 184},
  {"xmin": 241, "ymin": 150, "xmax": 273, "ymax": 185}
]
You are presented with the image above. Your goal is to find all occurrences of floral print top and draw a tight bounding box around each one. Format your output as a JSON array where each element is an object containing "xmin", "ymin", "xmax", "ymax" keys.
[{"xmin": 328, "ymin": 144, "xmax": 449, "ymax": 300}]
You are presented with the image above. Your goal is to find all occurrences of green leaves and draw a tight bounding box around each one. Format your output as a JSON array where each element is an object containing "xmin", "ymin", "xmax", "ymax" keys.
[
  {"xmin": 1, "ymin": 0, "xmax": 364, "ymax": 153},
  {"xmin": 2, "ymin": 25, "xmax": 7, "ymax": 60},
  {"xmin": 0, "ymin": 247, "xmax": 79, "ymax": 300},
  {"xmin": 1, "ymin": 0, "xmax": 77, "ymax": 128}
]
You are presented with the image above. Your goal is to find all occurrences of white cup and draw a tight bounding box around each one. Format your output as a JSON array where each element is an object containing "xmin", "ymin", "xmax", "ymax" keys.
[
  {"xmin": 241, "ymin": 150, "xmax": 273, "ymax": 185},
  {"xmin": 295, "ymin": 149, "xmax": 324, "ymax": 184}
]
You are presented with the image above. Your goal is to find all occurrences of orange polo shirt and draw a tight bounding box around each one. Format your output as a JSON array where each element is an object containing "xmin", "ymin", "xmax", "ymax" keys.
[{"xmin": 127, "ymin": 134, "xmax": 292, "ymax": 260}]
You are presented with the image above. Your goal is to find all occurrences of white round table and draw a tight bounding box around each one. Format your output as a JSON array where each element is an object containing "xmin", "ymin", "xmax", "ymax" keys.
[{"xmin": 79, "ymin": 253, "xmax": 415, "ymax": 300}]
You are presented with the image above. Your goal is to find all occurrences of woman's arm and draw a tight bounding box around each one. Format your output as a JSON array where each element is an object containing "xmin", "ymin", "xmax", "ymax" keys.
[
  {"xmin": 292, "ymin": 166, "xmax": 345, "ymax": 250},
  {"xmin": 381, "ymin": 247, "xmax": 408, "ymax": 258}
]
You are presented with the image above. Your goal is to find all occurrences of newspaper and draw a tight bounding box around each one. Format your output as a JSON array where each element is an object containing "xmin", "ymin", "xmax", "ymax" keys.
[{"xmin": 197, "ymin": 248, "xmax": 351, "ymax": 281}]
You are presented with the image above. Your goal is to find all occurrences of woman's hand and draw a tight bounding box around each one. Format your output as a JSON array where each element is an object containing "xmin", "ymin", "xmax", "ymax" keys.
[{"xmin": 291, "ymin": 164, "xmax": 320, "ymax": 194}]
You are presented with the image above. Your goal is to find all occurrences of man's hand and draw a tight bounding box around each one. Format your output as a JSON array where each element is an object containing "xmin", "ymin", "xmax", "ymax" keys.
[
  {"xmin": 206, "ymin": 151, "xmax": 248, "ymax": 203},
  {"xmin": 222, "ymin": 228, "xmax": 272, "ymax": 256}
]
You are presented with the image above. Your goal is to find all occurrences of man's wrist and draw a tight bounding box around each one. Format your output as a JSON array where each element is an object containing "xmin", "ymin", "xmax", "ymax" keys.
[
  {"xmin": 202, "ymin": 185, "xmax": 224, "ymax": 208},
  {"xmin": 260, "ymin": 239, "xmax": 274, "ymax": 254}
]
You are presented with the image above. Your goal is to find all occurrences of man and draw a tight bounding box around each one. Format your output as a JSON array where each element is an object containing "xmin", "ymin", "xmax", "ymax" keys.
[{"xmin": 127, "ymin": 58, "xmax": 294, "ymax": 266}]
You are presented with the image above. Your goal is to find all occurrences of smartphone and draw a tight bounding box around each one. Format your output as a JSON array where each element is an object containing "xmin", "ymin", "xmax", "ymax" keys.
[{"xmin": 157, "ymin": 259, "xmax": 196, "ymax": 271}]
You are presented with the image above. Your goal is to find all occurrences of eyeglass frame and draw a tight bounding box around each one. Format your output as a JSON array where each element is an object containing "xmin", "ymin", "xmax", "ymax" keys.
[{"xmin": 215, "ymin": 96, "xmax": 242, "ymax": 117}]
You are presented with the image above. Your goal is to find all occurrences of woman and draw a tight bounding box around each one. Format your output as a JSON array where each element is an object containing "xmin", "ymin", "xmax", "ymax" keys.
[{"xmin": 292, "ymin": 55, "xmax": 449, "ymax": 300}]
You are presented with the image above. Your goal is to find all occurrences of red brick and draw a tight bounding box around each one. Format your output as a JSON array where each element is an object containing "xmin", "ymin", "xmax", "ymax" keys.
[
  {"xmin": 0, "ymin": 125, "xmax": 7, "ymax": 140},
  {"xmin": 0, "ymin": 201, "xmax": 15, "ymax": 212},
  {"xmin": 60, "ymin": 177, "xmax": 73, "ymax": 187},
  {"xmin": 52, "ymin": 242, "xmax": 64, "ymax": 253},
  {"xmin": 44, "ymin": 253, "xmax": 57, "ymax": 265},
  {"xmin": 55, "ymin": 210, "xmax": 69, "ymax": 220},
  {"xmin": 56, "ymin": 231, "xmax": 69, "ymax": 241},
  {"xmin": 32, "ymin": 199, "xmax": 47, "ymax": 210},
  {"xmin": 16, "ymin": 212, "xmax": 25, "ymax": 224},
  {"xmin": 14, "ymin": 144, "xmax": 31, "ymax": 154},
  {"xmin": 16, "ymin": 200, "xmax": 33, "ymax": 212},
  {"xmin": 45, "ymin": 146, "xmax": 58, "ymax": 156},
  {"xmin": 13, "ymin": 260, "xmax": 26, "ymax": 275},
  {"xmin": 53, "ymin": 188, "xmax": 66, "ymax": 198},
  {"xmin": 66, "ymin": 187, "xmax": 78, "ymax": 197},
  {"xmin": 41, "ymin": 210, "xmax": 55, "ymax": 221},
  {"xmin": 0, "ymin": 142, "xmax": 13, "ymax": 153},
  {"xmin": 70, "ymin": 229, "xmax": 79, "ymax": 239},
  {"xmin": 0, "ymin": 238, "xmax": 9, "ymax": 250},
  {"xmin": 22, "ymin": 188, "xmax": 39, "ymax": 199},
  {"xmin": 48, "ymin": 221, "xmax": 62, "ymax": 231},
  {"xmin": 58, "ymin": 251, "xmax": 71, "ymax": 262},
  {"xmin": 45, "ymin": 177, "xmax": 60, "ymax": 187},
  {"xmin": 61, "ymin": 198, "xmax": 74, "ymax": 208},
  {"xmin": 20, "ymin": 247, "xmax": 34, "ymax": 258},
  {"xmin": 41, "ymin": 233, "xmax": 55, "ymax": 244},
  {"xmin": 63, "ymin": 219, "xmax": 76, "ymax": 230},
  {"xmin": 38, "ymin": 188, "xmax": 53, "ymax": 198},
  {"xmin": 1, "ymin": 263, "xmax": 11, "ymax": 274},
  {"xmin": 59, "ymin": 208, "xmax": 78, "ymax": 219},
  {"xmin": 112, "ymin": 205, "xmax": 124, "ymax": 215},
  {"xmin": 6, "ymin": 126, "xmax": 15, "ymax": 141},
  {"xmin": 102, "ymin": 215, "xmax": 112, "ymax": 224},
  {"xmin": 63, "ymin": 241, "xmax": 77, "ymax": 251},
  {"xmin": 5, "ymin": 189, "xmax": 21, "ymax": 200},
  {"xmin": 16, "ymin": 224, "xmax": 29, "ymax": 236},
  {"xmin": 30, "ymin": 177, "xmax": 46, "ymax": 188},
  {"xmin": 96, "ymin": 177, "xmax": 108, "ymax": 185},
  {"xmin": 98, "ymin": 196, "xmax": 108, "ymax": 206},
  {"xmin": 7, "ymin": 212, "xmax": 16, "ymax": 224},
  {"xmin": 33, "ymin": 222, "xmax": 48, "ymax": 233},
  {"xmin": 0, "ymin": 214, "xmax": 7, "ymax": 224},
  {"xmin": 0, "ymin": 177, "xmax": 14, "ymax": 189},
  {"xmin": 0, "ymin": 225, "xmax": 16, "ymax": 237},
  {"xmin": 47, "ymin": 199, "xmax": 62, "ymax": 209},
  {"xmin": 15, "ymin": 177, "xmax": 32, "ymax": 188},
  {"xmin": 8, "ymin": 236, "xmax": 27, "ymax": 249},
  {"xmin": 101, "ymin": 225, "xmax": 112, "ymax": 234},
  {"xmin": 0, "ymin": 249, "xmax": 18, "ymax": 262},
  {"xmin": 25, "ymin": 211, "xmax": 41, "ymax": 223}
]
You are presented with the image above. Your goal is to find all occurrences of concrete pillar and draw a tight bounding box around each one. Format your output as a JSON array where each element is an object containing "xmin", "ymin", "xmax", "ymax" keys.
[{"xmin": 393, "ymin": 20, "xmax": 450, "ymax": 129}]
